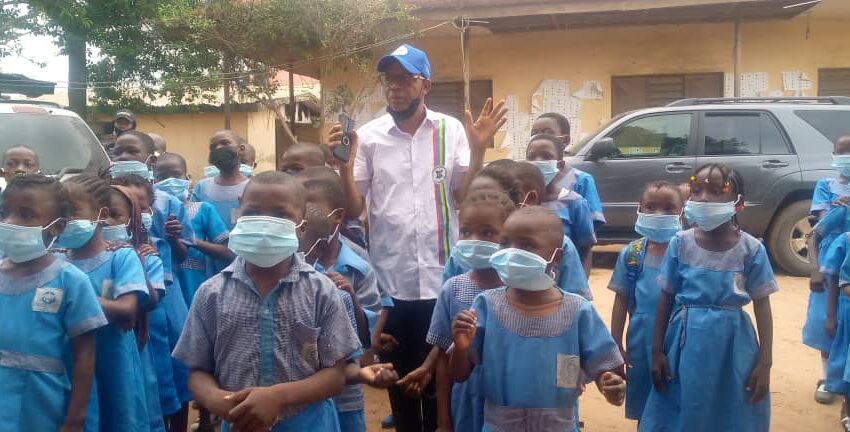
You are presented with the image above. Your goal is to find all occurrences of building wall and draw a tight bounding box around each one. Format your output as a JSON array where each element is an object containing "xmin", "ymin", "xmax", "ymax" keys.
[{"xmin": 323, "ymin": 15, "xmax": 850, "ymax": 160}]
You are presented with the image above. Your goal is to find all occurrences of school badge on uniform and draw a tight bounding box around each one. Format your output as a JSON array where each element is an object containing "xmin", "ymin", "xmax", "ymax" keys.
[
  {"xmin": 556, "ymin": 354, "xmax": 580, "ymax": 389},
  {"xmin": 32, "ymin": 287, "xmax": 62, "ymax": 313},
  {"xmin": 301, "ymin": 342, "xmax": 319, "ymax": 369},
  {"xmin": 432, "ymin": 165, "xmax": 447, "ymax": 184},
  {"xmin": 101, "ymin": 279, "xmax": 114, "ymax": 299}
]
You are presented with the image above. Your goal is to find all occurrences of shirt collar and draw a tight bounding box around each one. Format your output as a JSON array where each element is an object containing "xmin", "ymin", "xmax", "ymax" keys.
[
  {"xmin": 332, "ymin": 237, "xmax": 370, "ymax": 277},
  {"xmin": 224, "ymin": 253, "xmax": 316, "ymax": 291}
]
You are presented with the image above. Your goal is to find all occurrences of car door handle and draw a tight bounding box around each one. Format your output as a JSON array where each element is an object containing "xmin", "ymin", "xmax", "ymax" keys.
[
  {"xmin": 762, "ymin": 160, "xmax": 789, "ymax": 169},
  {"xmin": 665, "ymin": 162, "xmax": 692, "ymax": 173}
]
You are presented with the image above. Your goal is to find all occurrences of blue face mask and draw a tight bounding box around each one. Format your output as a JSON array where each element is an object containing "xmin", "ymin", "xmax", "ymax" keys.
[
  {"xmin": 229, "ymin": 216, "xmax": 302, "ymax": 268},
  {"xmin": 635, "ymin": 212, "xmax": 681, "ymax": 243},
  {"xmin": 56, "ymin": 220, "xmax": 99, "ymax": 249},
  {"xmin": 203, "ymin": 165, "xmax": 220, "ymax": 178},
  {"xmin": 111, "ymin": 161, "xmax": 152, "ymax": 180},
  {"xmin": 834, "ymin": 155, "xmax": 850, "ymax": 177},
  {"xmin": 489, "ymin": 247, "xmax": 560, "ymax": 291},
  {"xmin": 155, "ymin": 178, "xmax": 190, "ymax": 201},
  {"xmin": 102, "ymin": 224, "xmax": 131, "ymax": 243},
  {"xmin": 684, "ymin": 198, "xmax": 739, "ymax": 231},
  {"xmin": 528, "ymin": 160, "xmax": 559, "ymax": 185},
  {"xmin": 451, "ymin": 239, "xmax": 500, "ymax": 270},
  {"xmin": 0, "ymin": 219, "xmax": 60, "ymax": 263},
  {"xmin": 141, "ymin": 213, "xmax": 153, "ymax": 232},
  {"xmin": 240, "ymin": 164, "xmax": 254, "ymax": 177}
]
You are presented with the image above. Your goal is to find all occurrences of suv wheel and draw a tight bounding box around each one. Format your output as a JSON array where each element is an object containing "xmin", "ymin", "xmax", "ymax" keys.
[{"xmin": 766, "ymin": 200, "xmax": 811, "ymax": 277}]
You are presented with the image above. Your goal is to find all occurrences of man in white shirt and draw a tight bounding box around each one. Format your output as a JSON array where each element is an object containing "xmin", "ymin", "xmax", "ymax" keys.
[{"xmin": 329, "ymin": 44, "xmax": 505, "ymax": 432}]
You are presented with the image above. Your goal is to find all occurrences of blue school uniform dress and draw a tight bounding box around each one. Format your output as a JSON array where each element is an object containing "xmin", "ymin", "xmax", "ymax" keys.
[
  {"xmin": 805, "ymin": 204, "xmax": 850, "ymax": 352},
  {"xmin": 65, "ymin": 248, "xmax": 153, "ymax": 432},
  {"xmin": 825, "ymin": 233, "xmax": 850, "ymax": 395},
  {"xmin": 190, "ymin": 177, "xmax": 249, "ymax": 231},
  {"xmin": 542, "ymin": 189, "xmax": 597, "ymax": 252},
  {"xmin": 143, "ymin": 254, "xmax": 182, "ymax": 417},
  {"xmin": 608, "ymin": 239, "xmax": 662, "ymax": 420},
  {"xmin": 0, "ymin": 259, "xmax": 107, "ymax": 432},
  {"xmin": 177, "ymin": 201, "xmax": 229, "ymax": 306},
  {"xmin": 139, "ymin": 254, "xmax": 166, "ymax": 432},
  {"xmin": 467, "ymin": 288, "xmax": 622, "ymax": 432},
  {"xmin": 334, "ymin": 290, "xmax": 367, "ymax": 432},
  {"xmin": 556, "ymin": 167, "xmax": 605, "ymax": 226},
  {"xmin": 639, "ymin": 230, "xmax": 777, "ymax": 432},
  {"xmin": 442, "ymin": 236, "xmax": 591, "ymax": 300},
  {"xmin": 173, "ymin": 254, "xmax": 361, "ymax": 432},
  {"xmin": 427, "ymin": 273, "xmax": 492, "ymax": 432}
]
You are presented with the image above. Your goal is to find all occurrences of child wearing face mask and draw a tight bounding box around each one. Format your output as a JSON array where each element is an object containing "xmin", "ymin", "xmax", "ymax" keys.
[
  {"xmin": 193, "ymin": 131, "xmax": 251, "ymax": 231},
  {"xmin": 0, "ymin": 175, "xmax": 107, "ymax": 431},
  {"xmin": 299, "ymin": 182, "xmax": 399, "ymax": 431},
  {"xmin": 450, "ymin": 206, "xmax": 626, "ymax": 432},
  {"xmin": 525, "ymin": 134, "xmax": 596, "ymax": 277},
  {"xmin": 154, "ymin": 152, "xmax": 231, "ymax": 305},
  {"xmin": 608, "ymin": 181, "xmax": 684, "ymax": 423},
  {"xmin": 427, "ymin": 189, "xmax": 515, "ymax": 432},
  {"xmin": 806, "ymin": 135, "xmax": 850, "ymax": 405},
  {"xmin": 530, "ymin": 113, "xmax": 605, "ymax": 226},
  {"xmin": 59, "ymin": 175, "xmax": 153, "ymax": 432},
  {"xmin": 818, "ymin": 229, "xmax": 850, "ymax": 428},
  {"xmin": 203, "ymin": 131, "xmax": 254, "ymax": 180},
  {"xmin": 174, "ymin": 171, "xmax": 361, "ymax": 432},
  {"xmin": 641, "ymin": 164, "xmax": 775, "ymax": 432}
]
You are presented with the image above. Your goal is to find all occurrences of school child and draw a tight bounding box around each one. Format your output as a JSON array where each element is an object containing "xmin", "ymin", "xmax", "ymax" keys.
[
  {"xmin": 0, "ymin": 175, "xmax": 107, "ymax": 431},
  {"xmin": 608, "ymin": 181, "xmax": 684, "ymax": 422},
  {"xmin": 300, "ymin": 194, "xmax": 398, "ymax": 432},
  {"xmin": 173, "ymin": 171, "xmax": 362, "ymax": 432},
  {"xmin": 525, "ymin": 134, "xmax": 597, "ymax": 274},
  {"xmin": 806, "ymin": 135, "xmax": 850, "ymax": 404},
  {"xmin": 240, "ymin": 142, "xmax": 256, "ymax": 177},
  {"xmin": 110, "ymin": 175, "xmax": 191, "ymax": 432},
  {"xmin": 449, "ymin": 205, "xmax": 626, "ymax": 432},
  {"xmin": 819, "ymin": 230, "xmax": 850, "ymax": 429},
  {"xmin": 279, "ymin": 142, "xmax": 331, "ymax": 175},
  {"xmin": 193, "ymin": 131, "xmax": 250, "ymax": 231},
  {"xmin": 530, "ymin": 112, "xmax": 605, "ymax": 225},
  {"xmin": 1, "ymin": 144, "xmax": 40, "ymax": 182},
  {"xmin": 154, "ymin": 152, "xmax": 232, "ymax": 305},
  {"xmin": 640, "ymin": 164, "xmax": 775, "ymax": 432},
  {"xmin": 425, "ymin": 189, "xmax": 515, "ymax": 432},
  {"xmin": 59, "ymin": 175, "xmax": 153, "ymax": 432}
]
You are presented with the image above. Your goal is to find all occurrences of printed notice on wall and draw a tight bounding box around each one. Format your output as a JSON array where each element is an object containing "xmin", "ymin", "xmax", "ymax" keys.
[
  {"xmin": 739, "ymin": 72, "xmax": 769, "ymax": 97},
  {"xmin": 724, "ymin": 73, "xmax": 735, "ymax": 97},
  {"xmin": 573, "ymin": 80, "xmax": 604, "ymax": 100},
  {"xmin": 782, "ymin": 70, "xmax": 812, "ymax": 95},
  {"xmin": 499, "ymin": 95, "xmax": 532, "ymax": 159}
]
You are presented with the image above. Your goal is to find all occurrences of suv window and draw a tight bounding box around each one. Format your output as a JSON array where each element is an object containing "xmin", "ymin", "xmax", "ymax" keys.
[
  {"xmin": 703, "ymin": 112, "xmax": 791, "ymax": 155},
  {"xmin": 0, "ymin": 113, "xmax": 108, "ymax": 174},
  {"xmin": 608, "ymin": 113, "xmax": 691, "ymax": 157},
  {"xmin": 795, "ymin": 110, "xmax": 850, "ymax": 143}
]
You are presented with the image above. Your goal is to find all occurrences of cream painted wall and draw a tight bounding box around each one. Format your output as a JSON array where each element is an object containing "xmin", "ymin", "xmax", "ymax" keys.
[{"xmin": 324, "ymin": 16, "xmax": 850, "ymax": 160}]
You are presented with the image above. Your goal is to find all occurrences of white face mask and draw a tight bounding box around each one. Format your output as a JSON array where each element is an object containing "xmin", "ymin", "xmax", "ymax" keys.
[
  {"xmin": 488, "ymin": 248, "xmax": 561, "ymax": 291},
  {"xmin": 684, "ymin": 196, "xmax": 740, "ymax": 231},
  {"xmin": 229, "ymin": 216, "xmax": 303, "ymax": 268}
]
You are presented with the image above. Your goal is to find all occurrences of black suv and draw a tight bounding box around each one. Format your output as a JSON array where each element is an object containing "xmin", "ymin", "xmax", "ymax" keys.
[{"xmin": 566, "ymin": 97, "xmax": 850, "ymax": 276}]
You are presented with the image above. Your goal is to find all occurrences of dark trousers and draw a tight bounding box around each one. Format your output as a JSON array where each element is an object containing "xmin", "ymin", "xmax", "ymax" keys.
[{"xmin": 381, "ymin": 298, "xmax": 438, "ymax": 432}]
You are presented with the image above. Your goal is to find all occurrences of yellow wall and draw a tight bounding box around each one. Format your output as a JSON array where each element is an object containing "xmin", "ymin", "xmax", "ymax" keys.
[{"xmin": 323, "ymin": 15, "xmax": 850, "ymax": 160}]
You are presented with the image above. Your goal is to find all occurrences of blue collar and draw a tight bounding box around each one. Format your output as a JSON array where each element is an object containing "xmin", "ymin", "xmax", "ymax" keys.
[{"xmin": 330, "ymin": 237, "xmax": 369, "ymax": 276}]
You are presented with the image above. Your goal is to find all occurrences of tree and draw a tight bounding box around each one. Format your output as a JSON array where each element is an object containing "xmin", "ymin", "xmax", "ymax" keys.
[{"xmin": 0, "ymin": 2, "xmax": 38, "ymax": 60}]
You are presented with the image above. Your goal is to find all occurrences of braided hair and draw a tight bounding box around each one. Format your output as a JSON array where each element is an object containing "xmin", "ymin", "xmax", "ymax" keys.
[
  {"xmin": 4, "ymin": 174, "xmax": 70, "ymax": 220},
  {"xmin": 476, "ymin": 165, "xmax": 523, "ymax": 206},
  {"xmin": 65, "ymin": 174, "xmax": 113, "ymax": 209}
]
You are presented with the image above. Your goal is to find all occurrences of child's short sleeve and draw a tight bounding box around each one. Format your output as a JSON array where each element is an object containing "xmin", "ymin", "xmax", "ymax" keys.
[
  {"xmin": 822, "ymin": 235, "xmax": 849, "ymax": 277},
  {"xmin": 838, "ymin": 242, "xmax": 850, "ymax": 287},
  {"xmin": 145, "ymin": 254, "xmax": 166, "ymax": 296},
  {"xmin": 744, "ymin": 243, "xmax": 779, "ymax": 300},
  {"xmin": 172, "ymin": 281, "xmax": 218, "ymax": 372},
  {"xmin": 557, "ymin": 236, "xmax": 592, "ymax": 300},
  {"xmin": 201, "ymin": 202, "xmax": 229, "ymax": 244},
  {"xmin": 814, "ymin": 206, "xmax": 848, "ymax": 238},
  {"xmin": 607, "ymin": 245, "xmax": 632, "ymax": 297},
  {"xmin": 468, "ymin": 292, "xmax": 489, "ymax": 366},
  {"xmin": 61, "ymin": 266, "xmax": 108, "ymax": 338},
  {"xmin": 577, "ymin": 300, "xmax": 623, "ymax": 379},
  {"xmin": 567, "ymin": 198, "xmax": 597, "ymax": 248},
  {"xmin": 426, "ymin": 280, "xmax": 456, "ymax": 350},
  {"xmin": 336, "ymin": 289, "xmax": 364, "ymax": 351},
  {"xmin": 189, "ymin": 181, "xmax": 204, "ymax": 203},
  {"xmin": 575, "ymin": 171, "xmax": 605, "ymax": 225},
  {"xmin": 658, "ymin": 234, "xmax": 683, "ymax": 294},
  {"xmin": 316, "ymin": 282, "xmax": 362, "ymax": 368},
  {"xmin": 812, "ymin": 179, "xmax": 833, "ymax": 212},
  {"xmin": 111, "ymin": 248, "xmax": 150, "ymax": 304}
]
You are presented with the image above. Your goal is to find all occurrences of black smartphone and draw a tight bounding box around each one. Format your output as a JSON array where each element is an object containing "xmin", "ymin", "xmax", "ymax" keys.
[{"xmin": 334, "ymin": 113, "xmax": 355, "ymax": 163}]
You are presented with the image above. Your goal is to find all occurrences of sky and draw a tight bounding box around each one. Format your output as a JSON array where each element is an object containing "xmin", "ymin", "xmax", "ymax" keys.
[{"xmin": 0, "ymin": 34, "xmax": 68, "ymax": 83}]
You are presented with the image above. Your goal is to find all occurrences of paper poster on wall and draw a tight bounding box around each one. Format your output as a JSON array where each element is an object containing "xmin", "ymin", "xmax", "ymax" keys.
[
  {"xmin": 739, "ymin": 72, "xmax": 769, "ymax": 97},
  {"xmin": 724, "ymin": 73, "xmax": 735, "ymax": 97},
  {"xmin": 782, "ymin": 70, "xmax": 812, "ymax": 96},
  {"xmin": 531, "ymin": 80, "xmax": 571, "ymax": 119},
  {"xmin": 574, "ymin": 81, "xmax": 604, "ymax": 100}
]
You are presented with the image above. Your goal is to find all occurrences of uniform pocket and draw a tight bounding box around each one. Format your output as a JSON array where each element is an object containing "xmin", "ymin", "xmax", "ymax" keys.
[
  {"xmin": 556, "ymin": 354, "xmax": 580, "ymax": 389},
  {"xmin": 291, "ymin": 321, "xmax": 321, "ymax": 372}
]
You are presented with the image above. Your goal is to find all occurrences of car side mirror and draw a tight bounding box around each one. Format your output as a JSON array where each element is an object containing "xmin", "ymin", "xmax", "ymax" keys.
[{"xmin": 587, "ymin": 137, "xmax": 616, "ymax": 161}]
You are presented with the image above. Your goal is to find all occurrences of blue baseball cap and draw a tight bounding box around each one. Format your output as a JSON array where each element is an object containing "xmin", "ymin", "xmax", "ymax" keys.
[{"xmin": 377, "ymin": 44, "xmax": 431, "ymax": 80}]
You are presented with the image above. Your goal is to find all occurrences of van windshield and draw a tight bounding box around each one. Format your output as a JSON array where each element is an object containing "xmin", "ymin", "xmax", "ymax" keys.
[{"xmin": 0, "ymin": 113, "xmax": 109, "ymax": 174}]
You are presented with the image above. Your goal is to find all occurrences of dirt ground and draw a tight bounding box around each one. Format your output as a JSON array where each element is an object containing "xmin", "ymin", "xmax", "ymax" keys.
[{"xmin": 362, "ymin": 248, "xmax": 839, "ymax": 432}]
